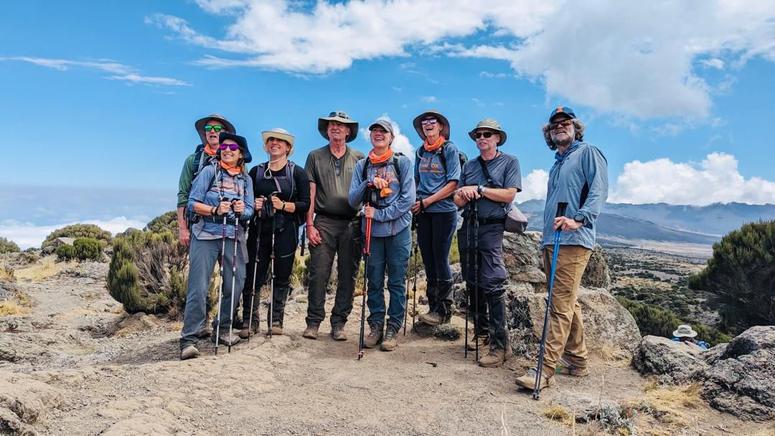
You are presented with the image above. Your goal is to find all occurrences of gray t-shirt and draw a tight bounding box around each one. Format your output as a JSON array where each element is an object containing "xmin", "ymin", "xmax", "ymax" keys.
[
  {"xmin": 459, "ymin": 152, "xmax": 522, "ymax": 220},
  {"xmin": 305, "ymin": 144, "xmax": 365, "ymax": 218}
]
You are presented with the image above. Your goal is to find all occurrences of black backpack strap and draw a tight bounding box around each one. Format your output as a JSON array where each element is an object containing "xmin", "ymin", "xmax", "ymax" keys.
[
  {"xmin": 192, "ymin": 144, "xmax": 205, "ymax": 179},
  {"xmin": 476, "ymin": 156, "xmax": 495, "ymax": 187},
  {"xmin": 361, "ymin": 154, "xmax": 403, "ymax": 186},
  {"xmin": 418, "ymin": 144, "xmax": 448, "ymax": 173}
]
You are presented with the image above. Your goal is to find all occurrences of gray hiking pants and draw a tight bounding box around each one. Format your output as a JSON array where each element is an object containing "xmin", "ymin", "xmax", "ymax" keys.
[{"xmin": 180, "ymin": 236, "xmax": 246, "ymax": 349}]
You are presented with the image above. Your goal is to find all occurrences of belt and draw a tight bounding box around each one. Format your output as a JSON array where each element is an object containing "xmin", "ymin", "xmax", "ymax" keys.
[
  {"xmin": 316, "ymin": 210, "xmax": 358, "ymax": 221},
  {"xmin": 472, "ymin": 217, "xmax": 505, "ymax": 225}
]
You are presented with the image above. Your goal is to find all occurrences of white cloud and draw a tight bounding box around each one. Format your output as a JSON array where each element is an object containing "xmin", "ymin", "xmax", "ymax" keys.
[
  {"xmin": 149, "ymin": 1, "xmax": 775, "ymax": 119},
  {"xmin": 0, "ymin": 217, "xmax": 148, "ymax": 250},
  {"xmin": 0, "ymin": 56, "xmax": 190, "ymax": 87},
  {"xmin": 610, "ymin": 152, "xmax": 775, "ymax": 205},
  {"xmin": 519, "ymin": 169, "xmax": 549, "ymax": 202},
  {"xmin": 421, "ymin": 96, "xmax": 437, "ymax": 103}
]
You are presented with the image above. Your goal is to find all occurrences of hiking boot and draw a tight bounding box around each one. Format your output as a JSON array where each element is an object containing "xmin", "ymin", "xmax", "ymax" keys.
[
  {"xmin": 380, "ymin": 327, "xmax": 399, "ymax": 351},
  {"xmin": 418, "ymin": 311, "xmax": 444, "ymax": 326},
  {"xmin": 515, "ymin": 368, "xmax": 555, "ymax": 391},
  {"xmin": 238, "ymin": 318, "xmax": 260, "ymax": 339},
  {"xmin": 478, "ymin": 344, "xmax": 513, "ymax": 368},
  {"xmin": 303, "ymin": 324, "xmax": 320, "ymax": 340},
  {"xmin": 269, "ymin": 323, "xmax": 283, "ymax": 336},
  {"xmin": 196, "ymin": 325, "xmax": 212, "ymax": 339},
  {"xmin": 180, "ymin": 345, "xmax": 199, "ymax": 360},
  {"xmin": 363, "ymin": 324, "xmax": 383, "ymax": 348},
  {"xmin": 466, "ymin": 335, "xmax": 489, "ymax": 351},
  {"xmin": 331, "ymin": 324, "xmax": 347, "ymax": 341},
  {"xmin": 558, "ymin": 354, "xmax": 589, "ymax": 377},
  {"xmin": 211, "ymin": 331, "xmax": 241, "ymax": 347}
]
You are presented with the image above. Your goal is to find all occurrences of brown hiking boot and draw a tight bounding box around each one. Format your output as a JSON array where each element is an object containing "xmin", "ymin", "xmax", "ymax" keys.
[
  {"xmin": 363, "ymin": 325, "xmax": 383, "ymax": 348},
  {"xmin": 515, "ymin": 368, "xmax": 555, "ymax": 391},
  {"xmin": 180, "ymin": 345, "xmax": 199, "ymax": 360},
  {"xmin": 331, "ymin": 324, "xmax": 347, "ymax": 341},
  {"xmin": 478, "ymin": 344, "xmax": 513, "ymax": 368},
  {"xmin": 269, "ymin": 323, "xmax": 283, "ymax": 336},
  {"xmin": 466, "ymin": 335, "xmax": 489, "ymax": 351},
  {"xmin": 196, "ymin": 325, "xmax": 212, "ymax": 339},
  {"xmin": 418, "ymin": 311, "xmax": 443, "ymax": 326},
  {"xmin": 211, "ymin": 331, "xmax": 241, "ymax": 347},
  {"xmin": 380, "ymin": 327, "xmax": 398, "ymax": 351},
  {"xmin": 558, "ymin": 354, "xmax": 589, "ymax": 377},
  {"xmin": 303, "ymin": 324, "xmax": 319, "ymax": 340}
]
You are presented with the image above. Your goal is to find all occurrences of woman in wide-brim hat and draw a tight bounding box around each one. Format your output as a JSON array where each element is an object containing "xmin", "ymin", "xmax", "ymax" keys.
[
  {"xmin": 240, "ymin": 128, "xmax": 310, "ymax": 338},
  {"xmin": 180, "ymin": 132, "xmax": 255, "ymax": 360},
  {"xmin": 410, "ymin": 110, "xmax": 463, "ymax": 328}
]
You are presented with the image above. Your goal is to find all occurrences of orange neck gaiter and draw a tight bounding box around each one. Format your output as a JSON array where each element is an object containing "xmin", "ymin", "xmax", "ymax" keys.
[
  {"xmin": 423, "ymin": 136, "xmax": 446, "ymax": 153},
  {"xmin": 368, "ymin": 148, "xmax": 394, "ymax": 164},
  {"xmin": 204, "ymin": 144, "xmax": 218, "ymax": 156},
  {"xmin": 219, "ymin": 160, "xmax": 241, "ymax": 176}
]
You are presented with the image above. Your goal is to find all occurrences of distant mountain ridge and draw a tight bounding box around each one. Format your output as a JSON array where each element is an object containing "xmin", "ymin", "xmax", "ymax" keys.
[{"xmin": 518, "ymin": 200, "xmax": 775, "ymax": 245}]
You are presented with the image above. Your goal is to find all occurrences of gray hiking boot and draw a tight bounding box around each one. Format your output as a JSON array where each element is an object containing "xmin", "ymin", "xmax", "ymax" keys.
[
  {"xmin": 478, "ymin": 344, "xmax": 513, "ymax": 368},
  {"xmin": 380, "ymin": 327, "xmax": 399, "ymax": 351},
  {"xmin": 515, "ymin": 367, "xmax": 555, "ymax": 391},
  {"xmin": 269, "ymin": 323, "xmax": 283, "ymax": 336},
  {"xmin": 303, "ymin": 324, "xmax": 320, "ymax": 340},
  {"xmin": 211, "ymin": 331, "xmax": 241, "ymax": 347},
  {"xmin": 331, "ymin": 324, "xmax": 347, "ymax": 341},
  {"xmin": 466, "ymin": 335, "xmax": 489, "ymax": 351},
  {"xmin": 196, "ymin": 325, "xmax": 212, "ymax": 339},
  {"xmin": 363, "ymin": 324, "xmax": 383, "ymax": 348},
  {"xmin": 180, "ymin": 345, "xmax": 199, "ymax": 360},
  {"xmin": 418, "ymin": 311, "xmax": 444, "ymax": 326}
]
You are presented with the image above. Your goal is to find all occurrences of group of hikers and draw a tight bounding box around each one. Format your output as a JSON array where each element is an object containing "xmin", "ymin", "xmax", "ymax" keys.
[{"xmin": 175, "ymin": 106, "xmax": 608, "ymax": 393}]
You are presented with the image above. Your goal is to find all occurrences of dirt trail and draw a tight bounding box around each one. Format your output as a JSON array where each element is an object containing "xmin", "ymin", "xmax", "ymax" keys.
[{"xmin": 1, "ymin": 259, "xmax": 771, "ymax": 435}]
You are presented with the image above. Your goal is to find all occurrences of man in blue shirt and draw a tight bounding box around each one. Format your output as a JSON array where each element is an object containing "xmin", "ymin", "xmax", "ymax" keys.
[{"xmin": 516, "ymin": 107, "xmax": 608, "ymax": 391}]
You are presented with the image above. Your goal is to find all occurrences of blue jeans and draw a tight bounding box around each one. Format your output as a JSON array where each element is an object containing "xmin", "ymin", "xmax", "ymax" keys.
[{"xmin": 366, "ymin": 225, "xmax": 411, "ymax": 331}]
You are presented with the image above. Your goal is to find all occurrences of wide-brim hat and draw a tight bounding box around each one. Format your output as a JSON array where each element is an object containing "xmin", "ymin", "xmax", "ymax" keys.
[
  {"xmin": 413, "ymin": 110, "xmax": 450, "ymax": 140},
  {"xmin": 262, "ymin": 128, "xmax": 295, "ymax": 149},
  {"xmin": 673, "ymin": 324, "xmax": 698, "ymax": 338},
  {"xmin": 318, "ymin": 110, "xmax": 358, "ymax": 143},
  {"xmin": 218, "ymin": 132, "xmax": 252, "ymax": 164},
  {"xmin": 468, "ymin": 118, "xmax": 507, "ymax": 146},
  {"xmin": 195, "ymin": 113, "xmax": 236, "ymax": 144}
]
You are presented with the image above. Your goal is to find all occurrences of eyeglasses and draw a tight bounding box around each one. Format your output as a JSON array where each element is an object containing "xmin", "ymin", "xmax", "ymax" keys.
[
  {"xmin": 204, "ymin": 125, "xmax": 224, "ymax": 133},
  {"xmin": 219, "ymin": 143, "xmax": 240, "ymax": 151},
  {"xmin": 420, "ymin": 118, "xmax": 438, "ymax": 126},
  {"xmin": 474, "ymin": 131, "xmax": 495, "ymax": 139},
  {"xmin": 549, "ymin": 120, "xmax": 573, "ymax": 131},
  {"xmin": 328, "ymin": 111, "xmax": 350, "ymax": 119}
]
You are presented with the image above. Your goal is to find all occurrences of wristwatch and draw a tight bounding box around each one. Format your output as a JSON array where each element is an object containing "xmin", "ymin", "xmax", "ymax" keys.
[
  {"xmin": 573, "ymin": 213, "xmax": 585, "ymax": 225},
  {"xmin": 477, "ymin": 185, "xmax": 485, "ymax": 195}
]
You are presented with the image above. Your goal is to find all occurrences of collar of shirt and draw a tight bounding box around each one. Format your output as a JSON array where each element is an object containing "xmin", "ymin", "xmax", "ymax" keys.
[{"xmin": 554, "ymin": 140, "xmax": 581, "ymax": 162}]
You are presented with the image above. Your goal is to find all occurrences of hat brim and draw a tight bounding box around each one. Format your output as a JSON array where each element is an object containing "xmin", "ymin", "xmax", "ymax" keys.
[
  {"xmin": 262, "ymin": 131, "xmax": 295, "ymax": 149},
  {"xmin": 413, "ymin": 111, "xmax": 450, "ymax": 140},
  {"xmin": 468, "ymin": 127, "xmax": 507, "ymax": 147},
  {"xmin": 195, "ymin": 115, "xmax": 236, "ymax": 144},
  {"xmin": 218, "ymin": 132, "xmax": 252, "ymax": 164},
  {"xmin": 318, "ymin": 117, "xmax": 358, "ymax": 143},
  {"xmin": 549, "ymin": 113, "xmax": 574, "ymax": 123},
  {"xmin": 673, "ymin": 329, "xmax": 698, "ymax": 338}
]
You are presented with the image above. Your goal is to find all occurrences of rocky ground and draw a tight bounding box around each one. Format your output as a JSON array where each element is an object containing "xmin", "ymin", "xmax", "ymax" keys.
[{"xmin": 1, "ymin": 253, "xmax": 773, "ymax": 435}]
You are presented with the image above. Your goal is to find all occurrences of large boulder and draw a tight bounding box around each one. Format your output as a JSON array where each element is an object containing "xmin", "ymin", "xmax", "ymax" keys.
[
  {"xmin": 581, "ymin": 245, "xmax": 611, "ymax": 288},
  {"xmin": 632, "ymin": 335, "xmax": 709, "ymax": 384},
  {"xmin": 502, "ymin": 232, "xmax": 545, "ymax": 291},
  {"xmin": 702, "ymin": 326, "xmax": 775, "ymax": 421}
]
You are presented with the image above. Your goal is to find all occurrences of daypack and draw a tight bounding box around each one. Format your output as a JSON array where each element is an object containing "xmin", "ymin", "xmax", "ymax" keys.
[
  {"xmin": 191, "ymin": 144, "xmax": 217, "ymax": 181},
  {"xmin": 476, "ymin": 156, "xmax": 528, "ymax": 233},
  {"xmin": 417, "ymin": 143, "xmax": 467, "ymax": 175},
  {"xmin": 361, "ymin": 152, "xmax": 404, "ymax": 186},
  {"xmin": 253, "ymin": 160, "xmax": 297, "ymax": 202}
]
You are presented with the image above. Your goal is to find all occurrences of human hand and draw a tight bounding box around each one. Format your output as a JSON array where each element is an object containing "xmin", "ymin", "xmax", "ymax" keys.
[{"xmin": 553, "ymin": 216, "xmax": 582, "ymax": 231}]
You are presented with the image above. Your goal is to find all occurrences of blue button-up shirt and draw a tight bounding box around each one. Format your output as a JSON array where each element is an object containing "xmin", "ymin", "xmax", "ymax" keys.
[{"xmin": 542, "ymin": 141, "xmax": 608, "ymax": 249}]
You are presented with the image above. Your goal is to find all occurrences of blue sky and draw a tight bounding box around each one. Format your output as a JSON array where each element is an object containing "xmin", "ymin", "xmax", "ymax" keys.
[{"xmin": 2, "ymin": 0, "xmax": 775, "ymax": 247}]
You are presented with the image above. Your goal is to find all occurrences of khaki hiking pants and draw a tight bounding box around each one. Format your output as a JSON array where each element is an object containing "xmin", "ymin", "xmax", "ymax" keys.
[{"xmin": 542, "ymin": 245, "xmax": 592, "ymax": 377}]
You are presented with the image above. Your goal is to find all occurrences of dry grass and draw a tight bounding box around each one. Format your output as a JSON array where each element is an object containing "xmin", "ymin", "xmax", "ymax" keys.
[
  {"xmin": 0, "ymin": 264, "xmax": 14, "ymax": 282},
  {"xmin": 13, "ymin": 255, "xmax": 70, "ymax": 281},
  {"xmin": 626, "ymin": 384, "xmax": 703, "ymax": 430},
  {"xmin": 543, "ymin": 405, "xmax": 575, "ymax": 426},
  {"xmin": 0, "ymin": 300, "xmax": 28, "ymax": 316}
]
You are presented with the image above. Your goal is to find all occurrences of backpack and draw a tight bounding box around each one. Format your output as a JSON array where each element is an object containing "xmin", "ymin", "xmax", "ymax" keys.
[
  {"xmin": 188, "ymin": 163, "xmax": 249, "ymax": 225},
  {"xmin": 191, "ymin": 144, "xmax": 217, "ymax": 181},
  {"xmin": 417, "ymin": 142, "xmax": 467, "ymax": 175},
  {"xmin": 361, "ymin": 153, "xmax": 404, "ymax": 186},
  {"xmin": 254, "ymin": 161, "xmax": 297, "ymax": 201}
]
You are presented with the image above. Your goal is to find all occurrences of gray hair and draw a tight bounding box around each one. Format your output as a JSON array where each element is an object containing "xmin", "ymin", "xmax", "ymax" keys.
[{"xmin": 542, "ymin": 118, "xmax": 585, "ymax": 150}]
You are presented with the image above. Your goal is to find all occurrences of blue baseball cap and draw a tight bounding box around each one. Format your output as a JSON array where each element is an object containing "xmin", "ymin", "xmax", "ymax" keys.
[{"xmin": 548, "ymin": 106, "xmax": 576, "ymax": 122}]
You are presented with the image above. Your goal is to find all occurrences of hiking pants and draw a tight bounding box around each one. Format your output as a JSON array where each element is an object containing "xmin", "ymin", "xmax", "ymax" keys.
[
  {"xmin": 242, "ymin": 220, "xmax": 298, "ymax": 328},
  {"xmin": 416, "ymin": 210, "xmax": 457, "ymax": 316},
  {"xmin": 305, "ymin": 215, "xmax": 362, "ymax": 328},
  {"xmin": 181, "ymin": 235, "xmax": 246, "ymax": 349},
  {"xmin": 366, "ymin": 225, "xmax": 411, "ymax": 332},
  {"xmin": 458, "ymin": 221, "xmax": 510, "ymax": 351},
  {"xmin": 541, "ymin": 245, "xmax": 592, "ymax": 377}
]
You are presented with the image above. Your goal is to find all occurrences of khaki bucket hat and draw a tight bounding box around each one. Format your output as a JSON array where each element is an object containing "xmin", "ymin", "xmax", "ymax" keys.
[
  {"xmin": 468, "ymin": 118, "xmax": 507, "ymax": 146},
  {"xmin": 673, "ymin": 324, "xmax": 698, "ymax": 338},
  {"xmin": 413, "ymin": 110, "xmax": 450, "ymax": 140},
  {"xmin": 194, "ymin": 113, "xmax": 236, "ymax": 144},
  {"xmin": 318, "ymin": 110, "xmax": 358, "ymax": 143},
  {"xmin": 262, "ymin": 128, "xmax": 295, "ymax": 155}
]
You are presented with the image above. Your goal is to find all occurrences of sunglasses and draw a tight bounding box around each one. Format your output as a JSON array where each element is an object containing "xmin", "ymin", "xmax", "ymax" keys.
[
  {"xmin": 204, "ymin": 125, "xmax": 224, "ymax": 133},
  {"xmin": 420, "ymin": 118, "xmax": 438, "ymax": 126},
  {"xmin": 328, "ymin": 111, "xmax": 350, "ymax": 119},
  {"xmin": 219, "ymin": 143, "xmax": 240, "ymax": 151},
  {"xmin": 474, "ymin": 131, "xmax": 495, "ymax": 139},
  {"xmin": 550, "ymin": 120, "xmax": 573, "ymax": 131}
]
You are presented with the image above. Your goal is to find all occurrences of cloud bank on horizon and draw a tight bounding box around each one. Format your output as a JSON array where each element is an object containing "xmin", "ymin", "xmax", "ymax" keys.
[{"xmin": 149, "ymin": 0, "xmax": 775, "ymax": 119}]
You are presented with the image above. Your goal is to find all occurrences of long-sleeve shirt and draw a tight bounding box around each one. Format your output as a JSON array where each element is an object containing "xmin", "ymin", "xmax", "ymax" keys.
[
  {"xmin": 187, "ymin": 163, "xmax": 255, "ymax": 241},
  {"xmin": 542, "ymin": 141, "xmax": 608, "ymax": 249},
  {"xmin": 348, "ymin": 154, "xmax": 416, "ymax": 238}
]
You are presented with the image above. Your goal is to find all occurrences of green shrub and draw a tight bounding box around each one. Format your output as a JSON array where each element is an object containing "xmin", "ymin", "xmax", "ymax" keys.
[
  {"xmin": 73, "ymin": 237, "xmax": 102, "ymax": 261},
  {"xmin": 56, "ymin": 244, "xmax": 76, "ymax": 261},
  {"xmin": 144, "ymin": 211, "xmax": 178, "ymax": 234},
  {"xmin": 618, "ymin": 297, "xmax": 730, "ymax": 346},
  {"xmin": 0, "ymin": 237, "xmax": 20, "ymax": 254},
  {"xmin": 42, "ymin": 224, "xmax": 112, "ymax": 250},
  {"xmin": 689, "ymin": 220, "xmax": 775, "ymax": 333}
]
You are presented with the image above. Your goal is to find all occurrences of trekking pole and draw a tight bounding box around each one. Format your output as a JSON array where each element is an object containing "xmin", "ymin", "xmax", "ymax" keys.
[
  {"xmin": 247, "ymin": 200, "xmax": 264, "ymax": 342},
  {"xmin": 533, "ymin": 202, "xmax": 568, "ymax": 400},
  {"xmin": 472, "ymin": 198, "xmax": 480, "ymax": 362},
  {"xmin": 357, "ymin": 203, "xmax": 373, "ymax": 360},
  {"xmin": 227, "ymin": 200, "xmax": 240, "ymax": 353},
  {"xmin": 464, "ymin": 204, "xmax": 471, "ymax": 359},
  {"xmin": 267, "ymin": 192, "xmax": 279, "ymax": 338},
  {"xmin": 214, "ymin": 209, "xmax": 228, "ymax": 355},
  {"xmin": 403, "ymin": 216, "xmax": 417, "ymax": 336}
]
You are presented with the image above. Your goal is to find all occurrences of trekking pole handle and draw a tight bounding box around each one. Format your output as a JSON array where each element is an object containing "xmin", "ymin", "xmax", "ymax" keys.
[{"xmin": 555, "ymin": 202, "xmax": 568, "ymax": 218}]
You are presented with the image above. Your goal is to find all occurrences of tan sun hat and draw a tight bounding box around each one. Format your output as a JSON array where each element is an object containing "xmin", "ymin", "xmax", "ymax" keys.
[
  {"xmin": 262, "ymin": 128, "xmax": 295, "ymax": 153},
  {"xmin": 194, "ymin": 113, "xmax": 236, "ymax": 144},
  {"xmin": 413, "ymin": 110, "xmax": 450, "ymax": 140},
  {"xmin": 468, "ymin": 118, "xmax": 507, "ymax": 146},
  {"xmin": 673, "ymin": 324, "xmax": 698, "ymax": 338},
  {"xmin": 318, "ymin": 110, "xmax": 358, "ymax": 143}
]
